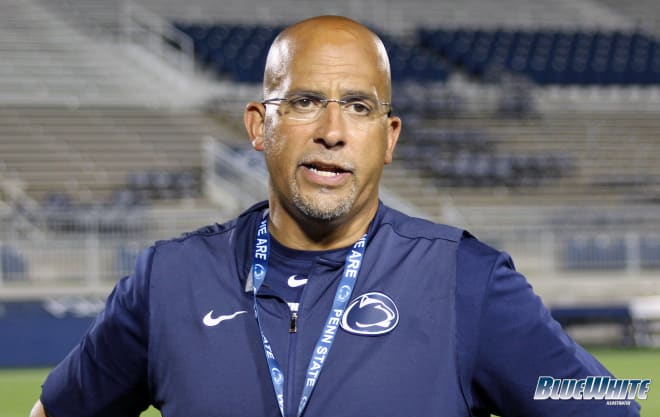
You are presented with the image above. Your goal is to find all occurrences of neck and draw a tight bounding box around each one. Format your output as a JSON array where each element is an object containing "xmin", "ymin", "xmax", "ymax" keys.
[{"xmin": 267, "ymin": 199, "xmax": 378, "ymax": 251}]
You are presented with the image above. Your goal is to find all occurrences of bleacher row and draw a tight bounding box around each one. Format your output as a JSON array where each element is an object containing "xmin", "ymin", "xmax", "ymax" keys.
[
  {"xmin": 563, "ymin": 234, "xmax": 660, "ymax": 270},
  {"xmin": 175, "ymin": 22, "xmax": 660, "ymax": 86},
  {"xmin": 0, "ymin": 241, "xmax": 145, "ymax": 281},
  {"xmin": 175, "ymin": 23, "xmax": 449, "ymax": 83},
  {"xmin": 38, "ymin": 169, "xmax": 200, "ymax": 234},
  {"xmin": 396, "ymin": 127, "xmax": 573, "ymax": 187},
  {"xmin": 4, "ymin": 232, "xmax": 660, "ymax": 283},
  {"xmin": 0, "ymin": 107, "xmax": 230, "ymax": 203},
  {"xmin": 419, "ymin": 29, "xmax": 660, "ymax": 85}
]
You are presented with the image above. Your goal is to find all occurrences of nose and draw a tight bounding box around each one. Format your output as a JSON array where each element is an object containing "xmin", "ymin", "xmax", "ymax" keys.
[{"xmin": 313, "ymin": 100, "xmax": 346, "ymax": 148}]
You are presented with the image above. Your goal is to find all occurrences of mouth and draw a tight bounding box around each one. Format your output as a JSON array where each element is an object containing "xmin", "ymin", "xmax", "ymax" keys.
[
  {"xmin": 302, "ymin": 162, "xmax": 350, "ymax": 177},
  {"xmin": 301, "ymin": 161, "xmax": 352, "ymax": 177},
  {"xmin": 299, "ymin": 160, "xmax": 353, "ymax": 186}
]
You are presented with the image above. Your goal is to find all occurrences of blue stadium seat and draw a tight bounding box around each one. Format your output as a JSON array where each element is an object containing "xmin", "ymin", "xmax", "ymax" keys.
[
  {"xmin": 178, "ymin": 23, "xmax": 452, "ymax": 83},
  {"xmin": 1, "ymin": 245, "xmax": 28, "ymax": 281},
  {"xmin": 178, "ymin": 24, "xmax": 660, "ymax": 85},
  {"xmin": 418, "ymin": 27, "xmax": 660, "ymax": 86},
  {"xmin": 126, "ymin": 169, "xmax": 200, "ymax": 201},
  {"xmin": 562, "ymin": 235, "xmax": 627, "ymax": 270},
  {"xmin": 380, "ymin": 33, "xmax": 448, "ymax": 82},
  {"xmin": 399, "ymin": 122, "xmax": 571, "ymax": 188},
  {"xmin": 175, "ymin": 23, "xmax": 281, "ymax": 83},
  {"xmin": 115, "ymin": 243, "xmax": 142, "ymax": 276},
  {"xmin": 640, "ymin": 236, "xmax": 660, "ymax": 269}
]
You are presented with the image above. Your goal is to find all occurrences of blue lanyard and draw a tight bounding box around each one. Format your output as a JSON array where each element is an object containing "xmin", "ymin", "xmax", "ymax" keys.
[{"xmin": 252, "ymin": 217, "xmax": 367, "ymax": 417}]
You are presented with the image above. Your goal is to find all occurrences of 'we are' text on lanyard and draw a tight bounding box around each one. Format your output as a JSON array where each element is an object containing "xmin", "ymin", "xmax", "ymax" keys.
[{"xmin": 252, "ymin": 217, "xmax": 367, "ymax": 417}]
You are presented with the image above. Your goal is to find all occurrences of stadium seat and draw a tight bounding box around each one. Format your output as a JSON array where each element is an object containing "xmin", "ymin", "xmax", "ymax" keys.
[
  {"xmin": 418, "ymin": 28, "xmax": 660, "ymax": 86},
  {"xmin": 562, "ymin": 235, "xmax": 628, "ymax": 270},
  {"xmin": 126, "ymin": 169, "xmax": 200, "ymax": 201},
  {"xmin": 0, "ymin": 245, "xmax": 28, "ymax": 281},
  {"xmin": 176, "ymin": 23, "xmax": 450, "ymax": 83},
  {"xmin": 640, "ymin": 235, "xmax": 660, "ymax": 269},
  {"xmin": 114, "ymin": 243, "xmax": 143, "ymax": 276},
  {"xmin": 176, "ymin": 23, "xmax": 284, "ymax": 83}
]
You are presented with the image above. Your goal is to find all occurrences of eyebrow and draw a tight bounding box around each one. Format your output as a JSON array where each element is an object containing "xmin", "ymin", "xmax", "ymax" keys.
[
  {"xmin": 284, "ymin": 88, "xmax": 380, "ymax": 101},
  {"xmin": 283, "ymin": 89, "xmax": 325, "ymax": 99}
]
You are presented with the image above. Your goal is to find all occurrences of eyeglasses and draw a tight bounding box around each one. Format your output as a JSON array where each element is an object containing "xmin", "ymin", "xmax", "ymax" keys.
[{"xmin": 262, "ymin": 94, "xmax": 392, "ymax": 124}]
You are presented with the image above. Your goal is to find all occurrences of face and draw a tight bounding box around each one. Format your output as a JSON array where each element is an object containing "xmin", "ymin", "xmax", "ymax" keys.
[{"xmin": 246, "ymin": 26, "xmax": 401, "ymax": 224}]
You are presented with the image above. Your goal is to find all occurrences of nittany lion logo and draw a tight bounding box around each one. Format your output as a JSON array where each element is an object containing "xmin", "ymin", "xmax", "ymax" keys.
[
  {"xmin": 270, "ymin": 367, "xmax": 284, "ymax": 386},
  {"xmin": 253, "ymin": 263, "xmax": 266, "ymax": 280},
  {"xmin": 340, "ymin": 292, "xmax": 399, "ymax": 336}
]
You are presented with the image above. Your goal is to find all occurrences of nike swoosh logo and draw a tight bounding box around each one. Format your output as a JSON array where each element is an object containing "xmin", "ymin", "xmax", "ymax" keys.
[
  {"xmin": 287, "ymin": 274, "xmax": 309, "ymax": 288},
  {"xmin": 203, "ymin": 310, "xmax": 247, "ymax": 327}
]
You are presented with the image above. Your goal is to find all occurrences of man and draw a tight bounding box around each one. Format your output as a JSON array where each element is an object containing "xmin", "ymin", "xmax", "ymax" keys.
[{"xmin": 32, "ymin": 16, "xmax": 640, "ymax": 417}]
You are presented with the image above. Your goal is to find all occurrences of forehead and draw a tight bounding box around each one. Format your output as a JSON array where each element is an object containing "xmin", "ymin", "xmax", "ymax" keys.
[{"xmin": 268, "ymin": 30, "xmax": 390, "ymax": 98}]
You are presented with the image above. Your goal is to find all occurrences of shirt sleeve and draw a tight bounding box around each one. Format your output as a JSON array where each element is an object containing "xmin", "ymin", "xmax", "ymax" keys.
[
  {"xmin": 40, "ymin": 246, "xmax": 155, "ymax": 417},
  {"xmin": 457, "ymin": 236, "xmax": 641, "ymax": 417}
]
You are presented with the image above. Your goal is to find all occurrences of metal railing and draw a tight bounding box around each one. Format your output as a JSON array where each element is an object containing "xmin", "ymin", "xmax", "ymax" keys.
[
  {"xmin": 203, "ymin": 137, "xmax": 268, "ymax": 210},
  {"xmin": 120, "ymin": 0, "xmax": 196, "ymax": 75},
  {"xmin": 0, "ymin": 204, "xmax": 229, "ymax": 295},
  {"xmin": 1, "ymin": 219, "xmax": 658, "ymax": 299}
]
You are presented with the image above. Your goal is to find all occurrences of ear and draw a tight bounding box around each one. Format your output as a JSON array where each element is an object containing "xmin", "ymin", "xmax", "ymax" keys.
[
  {"xmin": 244, "ymin": 101, "xmax": 266, "ymax": 151},
  {"xmin": 383, "ymin": 115, "xmax": 401, "ymax": 165}
]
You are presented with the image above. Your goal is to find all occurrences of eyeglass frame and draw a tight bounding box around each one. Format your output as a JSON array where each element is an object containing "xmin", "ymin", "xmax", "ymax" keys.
[{"xmin": 261, "ymin": 95, "xmax": 393, "ymax": 123}]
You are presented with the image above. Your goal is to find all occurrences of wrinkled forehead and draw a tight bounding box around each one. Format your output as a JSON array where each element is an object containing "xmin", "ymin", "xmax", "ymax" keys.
[{"xmin": 264, "ymin": 27, "xmax": 391, "ymax": 100}]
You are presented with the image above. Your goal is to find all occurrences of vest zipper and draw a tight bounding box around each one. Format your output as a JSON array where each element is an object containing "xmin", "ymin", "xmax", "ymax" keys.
[
  {"xmin": 289, "ymin": 311, "xmax": 298, "ymax": 333},
  {"xmin": 286, "ymin": 307, "xmax": 299, "ymax": 417}
]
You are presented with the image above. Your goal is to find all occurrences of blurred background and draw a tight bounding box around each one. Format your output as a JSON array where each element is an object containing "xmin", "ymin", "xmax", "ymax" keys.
[{"xmin": 0, "ymin": 0, "xmax": 659, "ymax": 415}]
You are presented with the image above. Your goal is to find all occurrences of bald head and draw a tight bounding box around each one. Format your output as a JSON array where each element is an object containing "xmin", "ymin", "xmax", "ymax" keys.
[{"xmin": 263, "ymin": 16, "xmax": 392, "ymax": 101}]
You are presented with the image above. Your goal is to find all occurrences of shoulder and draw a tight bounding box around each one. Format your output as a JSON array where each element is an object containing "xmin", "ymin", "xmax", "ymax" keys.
[
  {"xmin": 377, "ymin": 203, "xmax": 464, "ymax": 243},
  {"xmin": 455, "ymin": 230, "xmax": 519, "ymax": 306},
  {"xmin": 151, "ymin": 200, "xmax": 267, "ymax": 253},
  {"xmin": 377, "ymin": 203, "xmax": 504, "ymax": 263},
  {"xmin": 457, "ymin": 232, "xmax": 508, "ymax": 276},
  {"xmin": 376, "ymin": 203, "xmax": 506, "ymax": 281},
  {"xmin": 152, "ymin": 218, "xmax": 237, "ymax": 251},
  {"xmin": 135, "ymin": 202, "xmax": 266, "ymax": 288}
]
